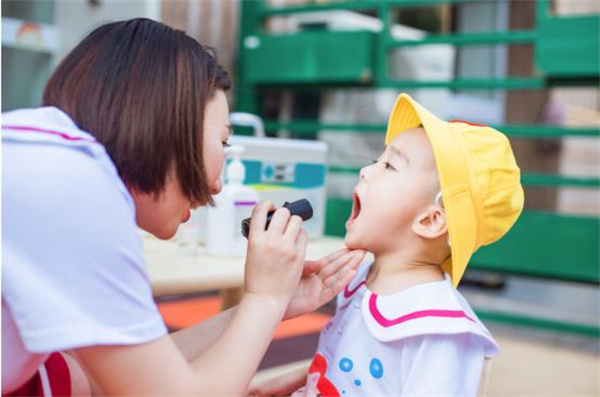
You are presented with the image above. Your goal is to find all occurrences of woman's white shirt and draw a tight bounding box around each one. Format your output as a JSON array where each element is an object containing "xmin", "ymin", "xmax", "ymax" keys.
[{"xmin": 2, "ymin": 107, "xmax": 167, "ymax": 394}]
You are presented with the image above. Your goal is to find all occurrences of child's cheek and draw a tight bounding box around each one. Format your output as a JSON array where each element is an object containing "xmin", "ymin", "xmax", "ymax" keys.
[{"xmin": 367, "ymin": 192, "xmax": 406, "ymax": 225}]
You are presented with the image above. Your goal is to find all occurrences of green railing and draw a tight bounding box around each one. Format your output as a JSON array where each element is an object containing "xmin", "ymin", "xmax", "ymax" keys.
[
  {"xmin": 264, "ymin": 121, "xmax": 600, "ymax": 138},
  {"xmin": 236, "ymin": 0, "xmax": 600, "ymax": 337}
]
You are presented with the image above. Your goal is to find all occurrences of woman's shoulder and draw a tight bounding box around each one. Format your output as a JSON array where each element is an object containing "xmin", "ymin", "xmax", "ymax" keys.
[
  {"xmin": 2, "ymin": 106, "xmax": 96, "ymax": 143},
  {"xmin": 3, "ymin": 107, "xmax": 135, "ymax": 219},
  {"xmin": 3, "ymin": 124, "xmax": 139, "ymax": 261},
  {"xmin": 6, "ymin": 141, "xmax": 133, "ymax": 216}
]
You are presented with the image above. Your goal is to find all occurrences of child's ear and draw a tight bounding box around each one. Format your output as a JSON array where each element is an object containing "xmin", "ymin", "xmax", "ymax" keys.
[{"xmin": 412, "ymin": 206, "xmax": 447, "ymax": 239}]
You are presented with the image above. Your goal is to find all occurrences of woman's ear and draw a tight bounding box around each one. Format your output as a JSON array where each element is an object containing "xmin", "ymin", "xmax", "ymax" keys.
[{"xmin": 412, "ymin": 205, "xmax": 448, "ymax": 239}]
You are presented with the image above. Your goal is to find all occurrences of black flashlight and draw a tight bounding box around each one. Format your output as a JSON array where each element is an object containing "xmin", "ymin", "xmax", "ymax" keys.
[{"xmin": 241, "ymin": 199, "xmax": 314, "ymax": 238}]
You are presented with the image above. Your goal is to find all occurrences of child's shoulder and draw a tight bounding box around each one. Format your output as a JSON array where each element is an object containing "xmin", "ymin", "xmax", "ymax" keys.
[{"xmin": 358, "ymin": 272, "xmax": 499, "ymax": 357}]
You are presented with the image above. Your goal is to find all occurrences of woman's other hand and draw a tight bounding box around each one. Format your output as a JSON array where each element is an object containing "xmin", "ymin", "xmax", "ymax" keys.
[
  {"xmin": 244, "ymin": 201, "xmax": 308, "ymax": 313},
  {"xmin": 284, "ymin": 248, "xmax": 366, "ymax": 320}
]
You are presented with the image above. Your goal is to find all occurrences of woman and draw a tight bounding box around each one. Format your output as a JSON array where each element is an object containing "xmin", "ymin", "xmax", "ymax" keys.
[{"xmin": 2, "ymin": 18, "xmax": 365, "ymax": 396}]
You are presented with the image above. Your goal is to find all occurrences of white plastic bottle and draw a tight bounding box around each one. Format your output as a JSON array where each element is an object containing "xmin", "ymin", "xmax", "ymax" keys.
[
  {"xmin": 206, "ymin": 145, "xmax": 260, "ymax": 256},
  {"xmin": 177, "ymin": 217, "xmax": 200, "ymax": 256},
  {"xmin": 176, "ymin": 207, "xmax": 206, "ymax": 256}
]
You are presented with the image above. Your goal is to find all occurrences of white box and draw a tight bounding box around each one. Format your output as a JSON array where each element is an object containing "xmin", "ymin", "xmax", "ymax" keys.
[{"xmin": 231, "ymin": 135, "xmax": 328, "ymax": 238}]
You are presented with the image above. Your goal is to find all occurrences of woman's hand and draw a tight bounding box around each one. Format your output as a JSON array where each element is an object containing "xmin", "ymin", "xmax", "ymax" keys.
[
  {"xmin": 244, "ymin": 201, "xmax": 308, "ymax": 313},
  {"xmin": 284, "ymin": 248, "xmax": 366, "ymax": 320}
]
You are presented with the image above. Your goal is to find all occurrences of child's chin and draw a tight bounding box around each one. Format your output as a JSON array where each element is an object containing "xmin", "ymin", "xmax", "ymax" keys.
[{"xmin": 344, "ymin": 232, "xmax": 365, "ymax": 250}]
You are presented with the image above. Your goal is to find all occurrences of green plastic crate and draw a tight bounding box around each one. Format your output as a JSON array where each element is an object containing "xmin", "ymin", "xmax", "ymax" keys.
[
  {"xmin": 536, "ymin": 14, "xmax": 600, "ymax": 78},
  {"xmin": 243, "ymin": 30, "xmax": 376, "ymax": 85}
]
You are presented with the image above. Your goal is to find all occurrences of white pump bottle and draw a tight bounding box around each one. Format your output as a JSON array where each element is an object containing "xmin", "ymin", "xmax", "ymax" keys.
[{"xmin": 206, "ymin": 145, "xmax": 260, "ymax": 256}]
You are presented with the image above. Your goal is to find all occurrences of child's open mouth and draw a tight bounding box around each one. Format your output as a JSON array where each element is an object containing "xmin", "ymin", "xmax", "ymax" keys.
[{"xmin": 346, "ymin": 190, "xmax": 361, "ymax": 229}]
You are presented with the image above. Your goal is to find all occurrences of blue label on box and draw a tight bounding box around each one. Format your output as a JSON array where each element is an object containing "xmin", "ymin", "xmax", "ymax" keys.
[{"xmin": 241, "ymin": 160, "xmax": 326, "ymax": 189}]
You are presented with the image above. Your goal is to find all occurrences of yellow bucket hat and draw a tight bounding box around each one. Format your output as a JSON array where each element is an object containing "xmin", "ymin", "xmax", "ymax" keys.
[{"xmin": 385, "ymin": 93, "xmax": 524, "ymax": 287}]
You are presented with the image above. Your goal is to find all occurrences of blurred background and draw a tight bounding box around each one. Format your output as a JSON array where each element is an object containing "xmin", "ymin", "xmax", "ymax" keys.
[{"xmin": 2, "ymin": 0, "xmax": 599, "ymax": 395}]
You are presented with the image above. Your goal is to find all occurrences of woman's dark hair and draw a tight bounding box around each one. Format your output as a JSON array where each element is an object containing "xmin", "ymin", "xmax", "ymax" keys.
[{"xmin": 43, "ymin": 18, "xmax": 231, "ymax": 205}]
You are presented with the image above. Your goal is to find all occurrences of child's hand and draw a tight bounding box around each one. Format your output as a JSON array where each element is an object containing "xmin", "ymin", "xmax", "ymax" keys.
[
  {"xmin": 291, "ymin": 373, "xmax": 320, "ymax": 397},
  {"xmin": 244, "ymin": 201, "xmax": 308, "ymax": 312},
  {"xmin": 284, "ymin": 248, "xmax": 366, "ymax": 320},
  {"xmin": 248, "ymin": 367, "xmax": 308, "ymax": 397}
]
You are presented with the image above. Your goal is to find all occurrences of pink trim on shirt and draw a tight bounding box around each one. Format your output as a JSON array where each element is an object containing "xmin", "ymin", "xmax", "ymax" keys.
[
  {"xmin": 3, "ymin": 125, "xmax": 97, "ymax": 143},
  {"xmin": 368, "ymin": 294, "xmax": 475, "ymax": 327},
  {"xmin": 343, "ymin": 280, "xmax": 366, "ymax": 298}
]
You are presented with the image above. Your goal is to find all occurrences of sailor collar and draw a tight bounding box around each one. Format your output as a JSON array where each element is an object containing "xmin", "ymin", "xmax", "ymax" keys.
[{"xmin": 338, "ymin": 262, "xmax": 498, "ymax": 356}]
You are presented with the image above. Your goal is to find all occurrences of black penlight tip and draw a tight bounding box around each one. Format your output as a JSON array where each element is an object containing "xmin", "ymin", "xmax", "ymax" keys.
[
  {"xmin": 241, "ymin": 199, "xmax": 314, "ymax": 238},
  {"xmin": 284, "ymin": 199, "xmax": 313, "ymax": 221}
]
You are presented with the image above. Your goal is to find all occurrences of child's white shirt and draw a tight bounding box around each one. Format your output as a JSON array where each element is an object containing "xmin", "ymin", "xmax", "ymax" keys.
[{"xmin": 308, "ymin": 261, "xmax": 498, "ymax": 397}]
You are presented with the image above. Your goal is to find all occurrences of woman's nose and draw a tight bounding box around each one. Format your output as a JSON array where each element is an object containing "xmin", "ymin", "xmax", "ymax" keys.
[{"xmin": 210, "ymin": 179, "xmax": 223, "ymax": 195}]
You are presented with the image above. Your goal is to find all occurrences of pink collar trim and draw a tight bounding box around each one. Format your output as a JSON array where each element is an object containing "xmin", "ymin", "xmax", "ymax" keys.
[
  {"xmin": 343, "ymin": 280, "xmax": 366, "ymax": 298},
  {"xmin": 368, "ymin": 293, "xmax": 475, "ymax": 328},
  {"xmin": 3, "ymin": 125, "xmax": 97, "ymax": 144}
]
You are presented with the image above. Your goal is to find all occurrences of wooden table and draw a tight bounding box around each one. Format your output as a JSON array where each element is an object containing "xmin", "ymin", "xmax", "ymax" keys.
[{"xmin": 144, "ymin": 236, "xmax": 347, "ymax": 309}]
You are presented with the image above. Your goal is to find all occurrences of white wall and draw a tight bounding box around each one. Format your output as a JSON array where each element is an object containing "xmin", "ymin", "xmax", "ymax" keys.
[{"xmin": 55, "ymin": 0, "xmax": 161, "ymax": 64}]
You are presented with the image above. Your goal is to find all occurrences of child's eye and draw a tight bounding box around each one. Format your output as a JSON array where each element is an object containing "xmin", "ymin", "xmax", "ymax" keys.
[
  {"xmin": 384, "ymin": 161, "xmax": 396, "ymax": 171},
  {"xmin": 222, "ymin": 140, "xmax": 232, "ymax": 148}
]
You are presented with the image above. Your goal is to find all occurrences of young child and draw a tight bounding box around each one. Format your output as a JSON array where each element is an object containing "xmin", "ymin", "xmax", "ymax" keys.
[{"xmin": 251, "ymin": 93, "xmax": 524, "ymax": 397}]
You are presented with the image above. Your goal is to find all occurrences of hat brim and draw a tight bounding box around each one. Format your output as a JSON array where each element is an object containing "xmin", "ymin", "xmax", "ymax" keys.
[{"xmin": 385, "ymin": 94, "xmax": 477, "ymax": 287}]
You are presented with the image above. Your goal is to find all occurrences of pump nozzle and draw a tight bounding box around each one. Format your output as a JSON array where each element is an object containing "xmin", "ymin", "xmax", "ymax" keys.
[{"xmin": 225, "ymin": 145, "xmax": 246, "ymax": 185}]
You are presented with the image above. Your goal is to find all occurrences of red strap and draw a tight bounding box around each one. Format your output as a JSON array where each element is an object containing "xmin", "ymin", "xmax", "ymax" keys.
[
  {"xmin": 45, "ymin": 352, "xmax": 72, "ymax": 397},
  {"xmin": 6, "ymin": 353, "xmax": 72, "ymax": 397}
]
